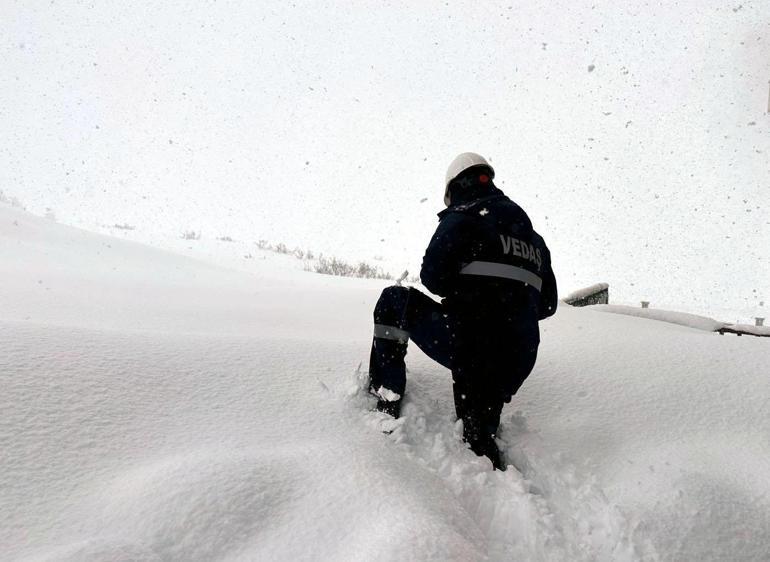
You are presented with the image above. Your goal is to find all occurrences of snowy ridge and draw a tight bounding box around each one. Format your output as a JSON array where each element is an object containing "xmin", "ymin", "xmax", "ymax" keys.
[
  {"xmin": 592, "ymin": 304, "xmax": 725, "ymax": 332},
  {"xmin": 594, "ymin": 304, "xmax": 770, "ymax": 337}
]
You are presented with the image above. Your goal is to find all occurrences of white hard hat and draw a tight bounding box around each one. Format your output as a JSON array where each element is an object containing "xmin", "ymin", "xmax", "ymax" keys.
[
  {"xmin": 443, "ymin": 152, "xmax": 494, "ymax": 206},
  {"xmin": 445, "ymin": 152, "xmax": 494, "ymax": 187}
]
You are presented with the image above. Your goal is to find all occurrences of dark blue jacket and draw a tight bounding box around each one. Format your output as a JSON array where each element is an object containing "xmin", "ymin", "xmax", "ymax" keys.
[
  {"xmin": 419, "ymin": 184, "xmax": 556, "ymax": 398},
  {"xmin": 420, "ymin": 185, "xmax": 557, "ymax": 331}
]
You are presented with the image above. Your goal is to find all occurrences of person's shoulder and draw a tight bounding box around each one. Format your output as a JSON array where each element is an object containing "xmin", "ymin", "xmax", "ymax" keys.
[
  {"xmin": 530, "ymin": 228, "xmax": 552, "ymax": 260},
  {"xmin": 493, "ymin": 192, "xmax": 526, "ymax": 214},
  {"xmin": 435, "ymin": 209, "xmax": 471, "ymax": 232},
  {"xmin": 489, "ymin": 193, "xmax": 535, "ymax": 231}
]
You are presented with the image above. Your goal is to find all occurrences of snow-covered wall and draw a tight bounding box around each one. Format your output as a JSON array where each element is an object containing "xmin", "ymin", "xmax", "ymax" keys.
[
  {"xmin": 1, "ymin": 0, "xmax": 768, "ymax": 321},
  {"xmin": 563, "ymin": 282, "xmax": 610, "ymax": 306}
]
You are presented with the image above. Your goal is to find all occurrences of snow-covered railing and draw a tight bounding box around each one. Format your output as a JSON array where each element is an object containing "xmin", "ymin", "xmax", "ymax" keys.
[
  {"xmin": 592, "ymin": 305, "xmax": 724, "ymax": 331},
  {"xmin": 591, "ymin": 304, "xmax": 770, "ymax": 338},
  {"xmin": 562, "ymin": 283, "xmax": 609, "ymax": 307}
]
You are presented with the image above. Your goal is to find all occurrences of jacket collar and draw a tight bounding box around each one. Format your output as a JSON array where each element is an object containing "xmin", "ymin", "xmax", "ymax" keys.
[{"xmin": 438, "ymin": 187, "xmax": 506, "ymax": 218}]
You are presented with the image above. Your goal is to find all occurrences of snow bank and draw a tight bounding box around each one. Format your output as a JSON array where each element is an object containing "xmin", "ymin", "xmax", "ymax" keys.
[
  {"xmin": 562, "ymin": 283, "xmax": 610, "ymax": 305},
  {"xmin": 590, "ymin": 304, "xmax": 725, "ymax": 332},
  {"xmin": 3, "ymin": 204, "xmax": 770, "ymax": 561}
]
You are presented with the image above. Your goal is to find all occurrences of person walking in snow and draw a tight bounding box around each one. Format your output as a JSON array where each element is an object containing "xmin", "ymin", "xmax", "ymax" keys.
[{"xmin": 368, "ymin": 153, "xmax": 557, "ymax": 470}]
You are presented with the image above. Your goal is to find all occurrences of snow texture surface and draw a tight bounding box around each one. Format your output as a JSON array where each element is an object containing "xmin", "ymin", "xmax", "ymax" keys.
[
  {"xmin": 3, "ymin": 204, "xmax": 770, "ymax": 561},
  {"xmin": 375, "ymin": 386, "xmax": 402, "ymax": 402}
]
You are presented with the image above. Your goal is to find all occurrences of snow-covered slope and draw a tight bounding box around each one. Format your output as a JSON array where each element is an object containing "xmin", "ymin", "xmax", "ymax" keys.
[{"xmin": 2, "ymin": 204, "xmax": 769, "ymax": 561}]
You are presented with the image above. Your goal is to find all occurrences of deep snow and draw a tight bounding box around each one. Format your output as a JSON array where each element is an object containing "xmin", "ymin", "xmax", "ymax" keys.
[{"xmin": 2, "ymin": 204, "xmax": 769, "ymax": 561}]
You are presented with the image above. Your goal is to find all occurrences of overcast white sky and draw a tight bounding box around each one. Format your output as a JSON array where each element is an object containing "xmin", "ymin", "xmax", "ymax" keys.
[{"xmin": 2, "ymin": 0, "xmax": 768, "ymax": 320}]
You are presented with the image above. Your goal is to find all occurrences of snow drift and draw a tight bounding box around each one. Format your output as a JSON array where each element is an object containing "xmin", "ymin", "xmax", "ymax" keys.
[{"xmin": 2, "ymin": 204, "xmax": 769, "ymax": 561}]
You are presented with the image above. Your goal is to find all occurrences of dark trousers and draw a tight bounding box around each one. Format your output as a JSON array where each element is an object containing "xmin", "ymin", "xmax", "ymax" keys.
[{"xmin": 369, "ymin": 285, "xmax": 538, "ymax": 469}]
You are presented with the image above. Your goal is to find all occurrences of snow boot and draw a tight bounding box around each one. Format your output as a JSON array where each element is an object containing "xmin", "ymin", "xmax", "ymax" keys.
[
  {"xmin": 466, "ymin": 434, "xmax": 505, "ymax": 470},
  {"xmin": 461, "ymin": 415, "xmax": 506, "ymax": 470},
  {"xmin": 375, "ymin": 396, "xmax": 402, "ymax": 418},
  {"xmin": 368, "ymin": 337, "xmax": 407, "ymax": 420}
]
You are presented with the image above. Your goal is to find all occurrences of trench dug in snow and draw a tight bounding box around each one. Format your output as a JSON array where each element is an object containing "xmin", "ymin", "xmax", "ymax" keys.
[{"xmin": 347, "ymin": 365, "xmax": 642, "ymax": 561}]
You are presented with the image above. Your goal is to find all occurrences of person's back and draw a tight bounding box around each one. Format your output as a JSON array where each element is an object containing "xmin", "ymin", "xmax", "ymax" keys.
[{"xmin": 421, "ymin": 184, "xmax": 556, "ymax": 324}]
